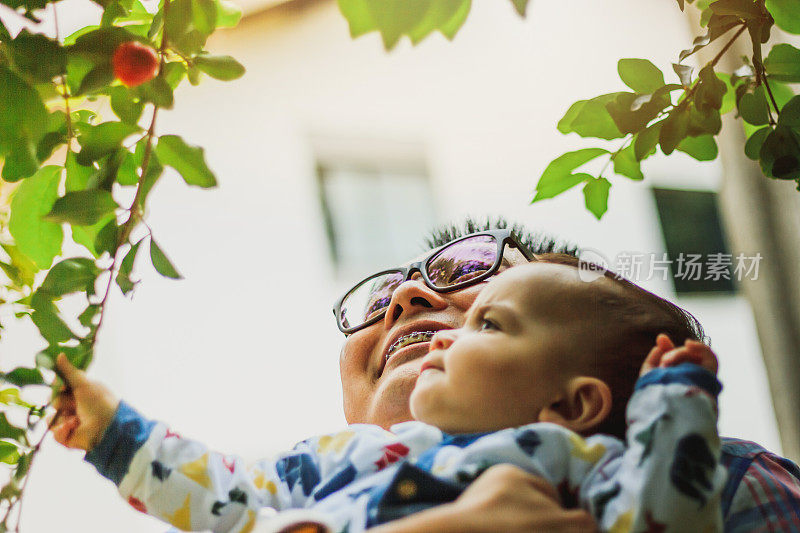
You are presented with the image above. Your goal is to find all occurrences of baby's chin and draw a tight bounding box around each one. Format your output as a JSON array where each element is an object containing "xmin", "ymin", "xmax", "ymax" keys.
[{"xmin": 409, "ymin": 386, "xmax": 463, "ymax": 433}]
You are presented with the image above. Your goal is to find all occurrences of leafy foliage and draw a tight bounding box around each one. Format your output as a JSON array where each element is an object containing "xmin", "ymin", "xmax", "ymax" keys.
[
  {"xmin": 533, "ymin": 0, "xmax": 800, "ymax": 217},
  {"xmin": 0, "ymin": 0, "xmax": 244, "ymax": 527},
  {"xmin": 337, "ymin": 0, "xmax": 800, "ymax": 218},
  {"xmin": 337, "ymin": 0, "xmax": 530, "ymax": 50}
]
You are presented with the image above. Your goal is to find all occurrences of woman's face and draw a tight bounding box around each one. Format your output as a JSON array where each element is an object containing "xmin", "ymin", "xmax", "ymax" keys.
[{"xmin": 338, "ymin": 244, "xmax": 529, "ymax": 429}]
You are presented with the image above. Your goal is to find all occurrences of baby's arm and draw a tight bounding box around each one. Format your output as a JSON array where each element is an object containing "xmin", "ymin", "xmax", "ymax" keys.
[
  {"xmin": 52, "ymin": 354, "xmax": 322, "ymax": 532},
  {"xmin": 586, "ymin": 336, "xmax": 726, "ymax": 532}
]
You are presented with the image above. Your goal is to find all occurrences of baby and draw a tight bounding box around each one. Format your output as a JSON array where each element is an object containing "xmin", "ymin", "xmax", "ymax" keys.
[{"xmin": 53, "ymin": 259, "xmax": 726, "ymax": 532}]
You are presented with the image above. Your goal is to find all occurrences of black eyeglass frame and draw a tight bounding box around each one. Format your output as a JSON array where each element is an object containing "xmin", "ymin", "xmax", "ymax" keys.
[{"xmin": 332, "ymin": 228, "xmax": 533, "ymax": 334}]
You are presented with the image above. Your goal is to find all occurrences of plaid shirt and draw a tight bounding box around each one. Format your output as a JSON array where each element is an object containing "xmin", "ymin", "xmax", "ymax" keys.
[{"xmin": 721, "ymin": 437, "xmax": 800, "ymax": 532}]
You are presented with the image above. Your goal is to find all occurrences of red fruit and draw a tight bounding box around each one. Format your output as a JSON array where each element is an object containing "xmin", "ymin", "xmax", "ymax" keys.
[{"xmin": 112, "ymin": 41, "xmax": 160, "ymax": 87}]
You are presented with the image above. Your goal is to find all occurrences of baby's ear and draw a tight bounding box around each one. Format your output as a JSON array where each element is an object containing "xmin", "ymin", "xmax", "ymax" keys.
[{"xmin": 537, "ymin": 377, "xmax": 612, "ymax": 434}]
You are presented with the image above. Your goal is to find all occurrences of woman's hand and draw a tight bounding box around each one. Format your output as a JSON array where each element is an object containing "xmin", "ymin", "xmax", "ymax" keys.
[
  {"xmin": 369, "ymin": 464, "xmax": 597, "ymax": 533},
  {"xmin": 51, "ymin": 353, "xmax": 120, "ymax": 451}
]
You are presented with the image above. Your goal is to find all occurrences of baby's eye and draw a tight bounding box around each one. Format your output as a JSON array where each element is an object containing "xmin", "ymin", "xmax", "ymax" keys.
[{"xmin": 479, "ymin": 318, "xmax": 499, "ymax": 332}]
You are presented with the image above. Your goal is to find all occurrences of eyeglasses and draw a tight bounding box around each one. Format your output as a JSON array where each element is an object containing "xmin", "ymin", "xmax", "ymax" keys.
[{"xmin": 333, "ymin": 229, "xmax": 532, "ymax": 334}]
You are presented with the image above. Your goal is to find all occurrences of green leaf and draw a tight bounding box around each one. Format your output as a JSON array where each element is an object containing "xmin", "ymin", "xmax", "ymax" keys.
[
  {"xmin": 116, "ymin": 240, "xmax": 141, "ymax": 295},
  {"xmin": 509, "ymin": 0, "xmax": 529, "ymax": 16},
  {"xmin": 116, "ymin": 150, "xmax": 140, "ymax": 185},
  {"xmin": 121, "ymin": 240, "xmax": 140, "ymax": 274},
  {"xmin": 76, "ymin": 121, "xmax": 140, "ymax": 165},
  {"xmin": 133, "ymin": 139, "xmax": 164, "ymax": 207},
  {"xmin": 14, "ymin": 452, "xmax": 32, "ymax": 480},
  {"xmin": 717, "ymin": 72, "xmax": 743, "ymax": 114},
  {"xmin": 94, "ymin": 219, "xmax": 119, "ymax": 256},
  {"xmin": 72, "ymin": 213, "xmax": 115, "ymax": 257},
  {"xmin": 1, "ymin": 244, "xmax": 38, "ymax": 287},
  {"xmin": 162, "ymin": 61, "xmax": 188, "ymax": 89},
  {"xmin": 39, "ymin": 258, "xmax": 100, "ymax": 297},
  {"xmin": 0, "ymin": 413, "xmax": 25, "ymax": 441},
  {"xmin": 14, "ymin": 452, "xmax": 33, "ymax": 480},
  {"xmin": 659, "ymin": 109, "xmax": 690, "ymax": 155},
  {"xmin": 135, "ymin": 76, "xmax": 174, "ymax": 108},
  {"xmin": 31, "ymin": 306, "xmax": 73, "ymax": 345},
  {"xmin": 192, "ymin": 0, "xmax": 218, "ymax": 35},
  {"xmin": 583, "ymin": 178, "xmax": 611, "ymax": 219},
  {"xmin": 759, "ymin": 124, "xmax": 800, "ymax": 179},
  {"xmin": 0, "ymin": 441, "xmax": 20, "ymax": 465},
  {"xmin": 338, "ymin": 0, "xmax": 377, "ymax": 38},
  {"xmin": 1, "ymin": 368, "xmax": 44, "ymax": 387},
  {"xmin": 618, "ymin": 59, "xmax": 665, "ymax": 94},
  {"xmin": 533, "ymin": 148, "xmax": 608, "ymax": 201},
  {"xmin": 2, "ymin": 138, "xmax": 39, "ymax": 182},
  {"xmin": 150, "ymin": 238, "xmax": 182, "ymax": 279},
  {"xmin": 45, "ymin": 190, "xmax": 119, "ymax": 226},
  {"xmin": 764, "ymin": 44, "xmax": 800, "ymax": 82},
  {"xmin": 745, "ymin": 126, "xmax": 772, "ymax": 159},
  {"xmin": 165, "ymin": 0, "xmax": 193, "ymax": 42},
  {"xmin": 710, "ymin": 0, "xmax": 764, "ymax": 18},
  {"xmin": 337, "ymin": 0, "xmax": 472, "ymax": 50},
  {"xmin": 778, "ymin": 95, "xmax": 800, "ymax": 127},
  {"xmin": 613, "ymin": 144, "xmax": 644, "ymax": 180},
  {"xmin": 771, "ymin": 81, "xmax": 797, "ymax": 111},
  {"xmin": 765, "ymin": 0, "xmax": 800, "ymax": 34},
  {"xmin": 7, "ymin": 30, "xmax": 67, "ymax": 83},
  {"xmin": 215, "ymin": 0, "xmax": 241, "ymax": 27},
  {"xmin": 606, "ymin": 91, "xmax": 670, "ymax": 135},
  {"xmin": 557, "ymin": 93, "xmax": 625, "ymax": 140},
  {"xmin": 686, "ymin": 103, "xmax": 722, "ymax": 136},
  {"xmin": 676, "ymin": 134, "xmax": 718, "ymax": 161},
  {"xmin": 108, "ymin": 86, "xmax": 144, "ymax": 124},
  {"xmin": 101, "ymin": 0, "xmax": 131, "ymax": 26},
  {"xmin": 77, "ymin": 64, "xmax": 115, "ymax": 96},
  {"xmin": 0, "ymin": 65, "xmax": 49, "ymax": 172},
  {"xmin": 155, "ymin": 134, "xmax": 217, "ymax": 187},
  {"xmin": 695, "ymin": 66, "xmax": 727, "ymax": 111},
  {"xmin": 37, "ymin": 111, "xmax": 69, "ymax": 162},
  {"xmin": 193, "ymin": 55, "xmax": 246, "ymax": 80},
  {"xmin": 738, "ymin": 85, "xmax": 771, "ymax": 125},
  {"xmin": 8, "ymin": 166, "xmax": 63, "ymax": 269},
  {"xmin": 78, "ymin": 304, "xmax": 101, "ymax": 328},
  {"xmin": 0, "ymin": 388, "xmax": 32, "ymax": 408},
  {"xmin": 86, "ymin": 149, "xmax": 127, "ymax": 190}
]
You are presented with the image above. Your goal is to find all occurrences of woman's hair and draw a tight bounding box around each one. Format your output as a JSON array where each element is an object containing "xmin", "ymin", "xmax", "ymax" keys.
[{"xmin": 535, "ymin": 253, "xmax": 706, "ymax": 439}]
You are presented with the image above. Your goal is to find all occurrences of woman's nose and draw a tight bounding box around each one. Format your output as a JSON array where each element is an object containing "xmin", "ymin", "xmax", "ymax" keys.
[{"xmin": 383, "ymin": 276, "xmax": 448, "ymax": 328}]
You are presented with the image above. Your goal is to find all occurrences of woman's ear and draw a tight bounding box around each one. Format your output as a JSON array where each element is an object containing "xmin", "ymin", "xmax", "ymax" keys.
[{"xmin": 537, "ymin": 377, "xmax": 612, "ymax": 434}]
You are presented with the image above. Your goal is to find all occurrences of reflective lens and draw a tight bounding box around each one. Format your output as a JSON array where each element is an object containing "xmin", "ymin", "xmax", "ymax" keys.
[
  {"xmin": 426, "ymin": 235, "xmax": 498, "ymax": 288},
  {"xmin": 339, "ymin": 271, "xmax": 404, "ymax": 330},
  {"xmin": 338, "ymin": 234, "xmax": 503, "ymax": 331}
]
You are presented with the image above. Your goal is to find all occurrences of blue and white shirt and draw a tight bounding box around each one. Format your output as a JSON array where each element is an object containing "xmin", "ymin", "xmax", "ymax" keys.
[{"xmin": 86, "ymin": 364, "xmax": 726, "ymax": 532}]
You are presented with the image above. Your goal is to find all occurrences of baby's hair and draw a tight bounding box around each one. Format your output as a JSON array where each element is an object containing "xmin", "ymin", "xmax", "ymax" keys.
[{"xmin": 534, "ymin": 253, "xmax": 706, "ymax": 439}]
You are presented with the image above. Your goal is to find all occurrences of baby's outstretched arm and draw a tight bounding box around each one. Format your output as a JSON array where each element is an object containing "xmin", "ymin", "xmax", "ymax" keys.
[{"xmin": 52, "ymin": 355, "xmax": 328, "ymax": 532}]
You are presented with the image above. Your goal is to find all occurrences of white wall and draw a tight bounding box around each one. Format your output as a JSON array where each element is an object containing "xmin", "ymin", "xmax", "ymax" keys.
[{"xmin": 2, "ymin": 1, "xmax": 781, "ymax": 531}]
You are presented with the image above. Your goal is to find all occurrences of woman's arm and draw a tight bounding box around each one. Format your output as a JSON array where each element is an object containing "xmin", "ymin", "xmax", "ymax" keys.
[{"xmin": 369, "ymin": 464, "xmax": 597, "ymax": 533}]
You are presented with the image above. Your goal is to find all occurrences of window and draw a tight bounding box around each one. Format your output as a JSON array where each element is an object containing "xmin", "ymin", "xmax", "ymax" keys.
[
  {"xmin": 652, "ymin": 187, "xmax": 735, "ymax": 294},
  {"xmin": 317, "ymin": 156, "xmax": 436, "ymax": 277}
]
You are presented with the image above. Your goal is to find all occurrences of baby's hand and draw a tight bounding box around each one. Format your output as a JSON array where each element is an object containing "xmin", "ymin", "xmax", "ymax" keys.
[
  {"xmin": 50, "ymin": 353, "xmax": 120, "ymax": 451},
  {"xmin": 639, "ymin": 334, "xmax": 718, "ymax": 377}
]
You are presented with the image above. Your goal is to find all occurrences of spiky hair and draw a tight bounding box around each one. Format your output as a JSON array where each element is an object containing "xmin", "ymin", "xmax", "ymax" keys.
[{"xmin": 422, "ymin": 215, "xmax": 579, "ymax": 258}]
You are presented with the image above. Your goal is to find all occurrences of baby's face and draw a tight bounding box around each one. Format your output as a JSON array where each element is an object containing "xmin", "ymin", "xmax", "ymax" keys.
[{"xmin": 409, "ymin": 262, "xmax": 600, "ymax": 434}]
